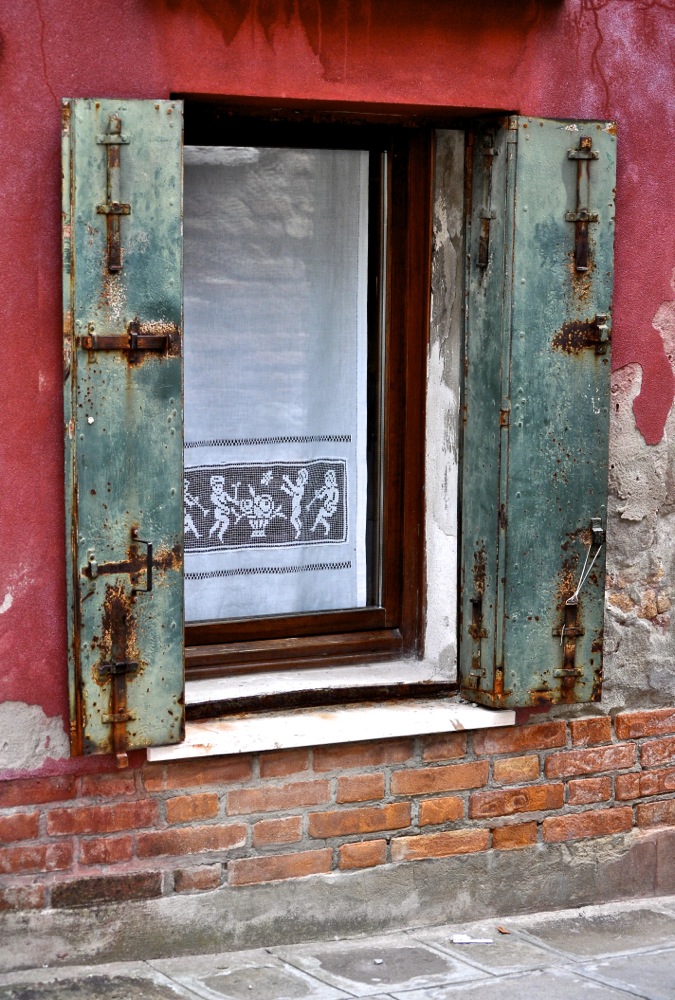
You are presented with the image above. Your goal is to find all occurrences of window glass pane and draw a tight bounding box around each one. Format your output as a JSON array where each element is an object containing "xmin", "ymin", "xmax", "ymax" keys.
[{"xmin": 183, "ymin": 146, "xmax": 370, "ymax": 622}]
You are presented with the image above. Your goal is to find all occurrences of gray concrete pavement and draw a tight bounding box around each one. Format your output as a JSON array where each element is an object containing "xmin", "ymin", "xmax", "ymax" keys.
[{"xmin": 1, "ymin": 896, "xmax": 674, "ymax": 999}]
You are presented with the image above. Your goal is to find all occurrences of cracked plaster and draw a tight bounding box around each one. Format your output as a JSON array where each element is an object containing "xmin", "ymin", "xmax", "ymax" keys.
[
  {"xmin": 0, "ymin": 701, "xmax": 69, "ymax": 774},
  {"xmin": 604, "ymin": 357, "xmax": 675, "ymax": 708}
]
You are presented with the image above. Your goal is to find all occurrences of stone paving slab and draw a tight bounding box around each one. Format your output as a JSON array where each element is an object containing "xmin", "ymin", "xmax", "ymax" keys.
[
  {"xmin": 514, "ymin": 905, "xmax": 675, "ymax": 959},
  {"xmin": 409, "ymin": 919, "xmax": 574, "ymax": 974},
  {"xmin": 388, "ymin": 967, "xmax": 645, "ymax": 999},
  {"xmin": 0, "ymin": 961, "xmax": 202, "ymax": 1000},
  {"xmin": 578, "ymin": 947, "xmax": 675, "ymax": 1000},
  {"xmin": 272, "ymin": 935, "xmax": 486, "ymax": 996},
  {"xmin": 151, "ymin": 950, "xmax": 351, "ymax": 1000}
]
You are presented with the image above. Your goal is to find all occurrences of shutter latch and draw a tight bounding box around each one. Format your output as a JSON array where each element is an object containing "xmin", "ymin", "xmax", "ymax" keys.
[
  {"xmin": 96, "ymin": 114, "xmax": 131, "ymax": 273},
  {"xmin": 565, "ymin": 136, "xmax": 599, "ymax": 273},
  {"xmin": 97, "ymin": 659, "xmax": 139, "ymax": 769},
  {"xmin": 79, "ymin": 319, "xmax": 176, "ymax": 354}
]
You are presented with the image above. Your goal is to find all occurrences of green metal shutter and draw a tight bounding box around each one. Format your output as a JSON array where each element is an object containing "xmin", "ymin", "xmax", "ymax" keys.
[
  {"xmin": 460, "ymin": 116, "xmax": 616, "ymax": 709},
  {"xmin": 62, "ymin": 99, "xmax": 184, "ymax": 763}
]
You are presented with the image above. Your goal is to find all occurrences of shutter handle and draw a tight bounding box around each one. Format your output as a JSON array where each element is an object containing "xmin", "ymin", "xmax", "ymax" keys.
[
  {"xmin": 131, "ymin": 529, "xmax": 153, "ymax": 594},
  {"xmin": 565, "ymin": 518, "xmax": 604, "ymax": 607}
]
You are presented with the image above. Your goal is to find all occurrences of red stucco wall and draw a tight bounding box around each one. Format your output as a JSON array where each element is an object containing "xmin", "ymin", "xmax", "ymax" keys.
[{"xmin": 0, "ymin": 0, "xmax": 673, "ymax": 777}]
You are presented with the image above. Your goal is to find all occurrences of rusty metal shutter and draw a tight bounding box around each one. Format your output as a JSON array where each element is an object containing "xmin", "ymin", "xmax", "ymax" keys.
[
  {"xmin": 62, "ymin": 99, "xmax": 184, "ymax": 763},
  {"xmin": 460, "ymin": 116, "xmax": 617, "ymax": 708}
]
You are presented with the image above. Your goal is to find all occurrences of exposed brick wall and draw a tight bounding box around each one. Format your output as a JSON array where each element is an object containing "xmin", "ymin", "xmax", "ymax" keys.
[{"xmin": 1, "ymin": 709, "xmax": 674, "ymax": 911}]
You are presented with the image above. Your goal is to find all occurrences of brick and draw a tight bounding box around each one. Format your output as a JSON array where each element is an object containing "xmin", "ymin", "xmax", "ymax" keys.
[
  {"xmin": 0, "ymin": 885, "xmax": 46, "ymax": 911},
  {"xmin": 473, "ymin": 722, "xmax": 566, "ymax": 756},
  {"xmin": 493, "ymin": 755, "xmax": 539, "ymax": 785},
  {"xmin": 469, "ymin": 783, "xmax": 564, "ymax": 819},
  {"xmin": 615, "ymin": 708, "xmax": 675, "ymax": 741},
  {"xmin": 228, "ymin": 849, "xmax": 332, "ymax": 886},
  {"xmin": 543, "ymin": 807, "xmax": 633, "ymax": 842},
  {"xmin": 137, "ymin": 823, "xmax": 246, "ymax": 858},
  {"xmin": 339, "ymin": 839, "xmax": 387, "ymax": 870},
  {"xmin": 614, "ymin": 773, "xmax": 640, "ymax": 800},
  {"xmin": 0, "ymin": 812, "xmax": 39, "ymax": 844},
  {"xmin": 391, "ymin": 828, "xmax": 489, "ymax": 862},
  {"xmin": 166, "ymin": 793, "xmax": 219, "ymax": 824},
  {"xmin": 641, "ymin": 735, "xmax": 675, "ymax": 768},
  {"xmin": 252, "ymin": 816, "xmax": 302, "ymax": 846},
  {"xmin": 637, "ymin": 799, "xmax": 675, "ymax": 828},
  {"xmin": 309, "ymin": 802, "xmax": 410, "ymax": 839},
  {"xmin": 544, "ymin": 744, "xmax": 636, "ymax": 779},
  {"xmin": 51, "ymin": 871, "xmax": 163, "ymax": 908},
  {"xmin": 422, "ymin": 732, "xmax": 467, "ymax": 762},
  {"xmin": 616, "ymin": 767, "xmax": 675, "ymax": 801},
  {"xmin": 80, "ymin": 835, "xmax": 133, "ymax": 866},
  {"xmin": 0, "ymin": 842, "xmax": 72, "ymax": 875},
  {"xmin": 259, "ymin": 749, "xmax": 309, "ymax": 779},
  {"xmin": 0, "ymin": 777, "xmax": 76, "ymax": 809},
  {"xmin": 143, "ymin": 755, "xmax": 253, "ymax": 792},
  {"xmin": 227, "ymin": 779, "xmax": 329, "ymax": 816},
  {"xmin": 174, "ymin": 865, "xmax": 222, "ymax": 893},
  {"xmin": 419, "ymin": 796, "xmax": 464, "ymax": 826},
  {"xmin": 78, "ymin": 772, "xmax": 137, "ymax": 798},
  {"xmin": 569, "ymin": 717, "xmax": 612, "ymax": 746},
  {"xmin": 313, "ymin": 739, "xmax": 413, "ymax": 772},
  {"xmin": 568, "ymin": 777, "xmax": 611, "ymax": 805},
  {"xmin": 493, "ymin": 821, "xmax": 538, "ymax": 850},
  {"xmin": 162, "ymin": 755, "xmax": 254, "ymax": 791},
  {"xmin": 391, "ymin": 761, "xmax": 488, "ymax": 796},
  {"xmin": 46, "ymin": 799, "xmax": 157, "ymax": 837},
  {"xmin": 337, "ymin": 773, "xmax": 385, "ymax": 803}
]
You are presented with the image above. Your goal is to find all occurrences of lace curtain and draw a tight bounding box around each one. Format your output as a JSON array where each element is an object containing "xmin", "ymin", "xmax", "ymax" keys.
[{"xmin": 183, "ymin": 145, "xmax": 370, "ymax": 622}]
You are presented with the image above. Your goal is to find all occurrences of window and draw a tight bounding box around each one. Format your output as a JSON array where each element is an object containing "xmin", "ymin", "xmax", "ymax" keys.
[
  {"xmin": 181, "ymin": 108, "xmax": 430, "ymax": 680},
  {"xmin": 62, "ymin": 100, "xmax": 616, "ymax": 760}
]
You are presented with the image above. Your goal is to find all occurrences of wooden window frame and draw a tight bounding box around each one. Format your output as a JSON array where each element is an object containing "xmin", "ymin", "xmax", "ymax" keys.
[{"xmin": 182, "ymin": 104, "xmax": 432, "ymax": 680}]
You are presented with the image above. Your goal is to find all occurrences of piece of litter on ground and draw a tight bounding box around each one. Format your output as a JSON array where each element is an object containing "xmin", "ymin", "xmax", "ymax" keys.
[
  {"xmin": 374, "ymin": 958, "xmax": 383, "ymax": 964},
  {"xmin": 451, "ymin": 934, "xmax": 493, "ymax": 944},
  {"xmin": 497, "ymin": 926, "xmax": 510, "ymax": 935}
]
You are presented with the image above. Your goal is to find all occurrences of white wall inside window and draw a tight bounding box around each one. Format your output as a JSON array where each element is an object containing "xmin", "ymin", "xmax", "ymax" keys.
[{"xmin": 423, "ymin": 130, "xmax": 464, "ymax": 679}]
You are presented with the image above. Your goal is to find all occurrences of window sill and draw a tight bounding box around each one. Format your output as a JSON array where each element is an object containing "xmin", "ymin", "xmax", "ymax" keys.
[
  {"xmin": 185, "ymin": 660, "xmax": 453, "ymax": 710},
  {"xmin": 147, "ymin": 695, "xmax": 515, "ymax": 762}
]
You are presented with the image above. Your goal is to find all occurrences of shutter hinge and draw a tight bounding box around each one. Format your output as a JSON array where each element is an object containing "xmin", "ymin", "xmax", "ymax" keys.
[
  {"xmin": 506, "ymin": 116, "xmax": 519, "ymax": 143},
  {"xmin": 477, "ymin": 135, "xmax": 499, "ymax": 269}
]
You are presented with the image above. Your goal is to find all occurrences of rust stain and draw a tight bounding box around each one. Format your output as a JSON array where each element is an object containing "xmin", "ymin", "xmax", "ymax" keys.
[
  {"xmin": 569, "ymin": 249, "xmax": 595, "ymax": 305},
  {"xmin": 590, "ymin": 662, "xmax": 603, "ymax": 702},
  {"xmin": 553, "ymin": 317, "xmax": 609, "ymax": 355},
  {"xmin": 528, "ymin": 689, "xmax": 554, "ymax": 707},
  {"xmin": 473, "ymin": 546, "xmax": 486, "ymax": 596},
  {"xmin": 555, "ymin": 556, "xmax": 578, "ymax": 613},
  {"xmin": 92, "ymin": 583, "xmax": 142, "ymax": 765},
  {"xmin": 93, "ymin": 583, "xmax": 139, "ymax": 673}
]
